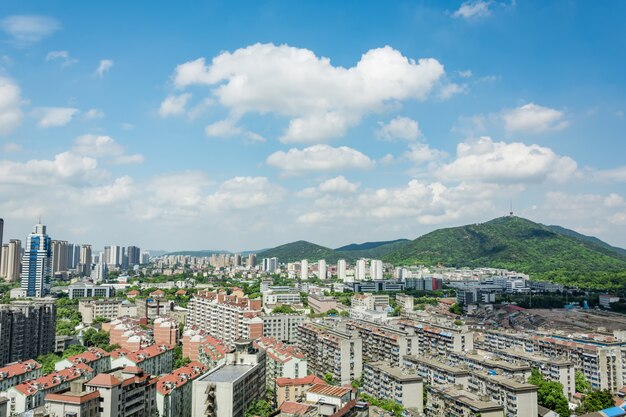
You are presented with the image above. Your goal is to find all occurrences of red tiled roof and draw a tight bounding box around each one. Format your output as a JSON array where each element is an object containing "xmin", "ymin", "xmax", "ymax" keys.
[
  {"xmin": 64, "ymin": 348, "xmax": 109, "ymax": 365},
  {"xmin": 45, "ymin": 390, "xmax": 100, "ymax": 404},
  {"xmin": 307, "ymin": 384, "xmax": 351, "ymax": 397},
  {"xmin": 156, "ymin": 362, "xmax": 207, "ymax": 395},
  {"xmin": 0, "ymin": 360, "xmax": 41, "ymax": 380},
  {"xmin": 14, "ymin": 364, "xmax": 94, "ymax": 396},
  {"xmin": 87, "ymin": 373, "xmax": 122, "ymax": 388},
  {"xmin": 275, "ymin": 375, "xmax": 326, "ymax": 387},
  {"xmin": 280, "ymin": 402, "xmax": 315, "ymax": 415}
]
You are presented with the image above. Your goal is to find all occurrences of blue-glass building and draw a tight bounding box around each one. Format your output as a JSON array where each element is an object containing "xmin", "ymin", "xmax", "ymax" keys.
[{"xmin": 20, "ymin": 223, "xmax": 52, "ymax": 297}]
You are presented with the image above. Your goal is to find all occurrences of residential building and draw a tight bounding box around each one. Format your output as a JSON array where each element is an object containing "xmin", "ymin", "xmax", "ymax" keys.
[
  {"xmin": 86, "ymin": 366, "xmax": 158, "ymax": 417},
  {"xmin": 254, "ymin": 337, "xmax": 307, "ymax": 387},
  {"xmin": 403, "ymin": 354, "xmax": 470, "ymax": 387},
  {"xmin": 317, "ymin": 260, "xmax": 327, "ymax": 280},
  {"xmin": 0, "ymin": 240, "xmax": 21, "ymax": 282},
  {"xmin": 362, "ymin": 361, "xmax": 423, "ymax": 412},
  {"xmin": 51, "ymin": 240, "xmax": 69, "ymax": 276},
  {"xmin": 110, "ymin": 344, "xmax": 175, "ymax": 376},
  {"xmin": 20, "ymin": 223, "xmax": 52, "ymax": 297},
  {"xmin": 136, "ymin": 298, "xmax": 175, "ymax": 320},
  {"xmin": 44, "ymin": 379, "xmax": 100, "ymax": 417},
  {"xmin": 301, "ymin": 260, "xmax": 309, "ymax": 281},
  {"xmin": 154, "ymin": 316, "xmax": 180, "ymax": 346},
  {"xmin": 0, "ymin": 360, "xmax": 42, "ymax": 393},
  {"xmin": 90, "ymin": 262, "xmax": 108, "ymax": 282},
  {"xmin": 399, "ymin": 320, "xmax": 474, "ymax": 355},
  {"xmin": 297, "ymin": 322, "xmax": 362, "ymax": 385},
  {"xmin": 344, "ymin": 320, "xmax": 418, "ymax": 366},
  {"xmin": 303, "ymin": 384, "xmax": 356, "ymax": 417},
  {"xmin": 426, "ymin": 385, "xmax": 504, "ymax": 417},
  {"xmin": 355, "ymin": 259, "xmax": 366, "ymax": 281},
  {"xmin": 6, "ymin": 364, "xmax": 94, "ymax": 415},
  {"xmin": 186, "ymin": 291, "xmax": 263, "ymax": 344},
  {"xmin": 307, "ymin": 294, "xmax": 338, "ymax": 314},
  {"xmin": 127, "ymin": 246, "xmax": 141, "ymax": 267},
  {"xmin": 79, "ymin": 245, "xmax": 92, "ymax": 277},
  {"xmin": 467, "ymin": 371, "xmax": 538, "ymax": 417},
  {"xmin": 261, "ymin": 314, "xmax": 307, "ymax": 343},
  {"xmin": 0, "ymin": 299, "xmax": 56, "ymax": 366},
  {"xmin": 337, "ymin": 260, "xmax": 347, "ymax": 282},
  {"xmin": 350, "ymin": 294, "xmax": 389, "ymax": 311},
  {"xmin": 78, "ymin": 299, "xmax": 137, "ymax": 324},
  {"xmin": 370, "ymin": 260, "xmax": 383, "ymax": 280},
  {"xmin": 182, "ymin": 327, "xmax": 230, "ymax": 366},
  {"xmin": 156, "ymin": 362, "xmax": 208, "ymax": 417},
  {"xmin": 191, "ymin": 341, "xmax": 266, "ymax": 417},
  {"xmin": 274, "ymin": 375, "xmax": 325, "ymax": 407},
  {"xmin": 55, "ymin": 347, "xmax": 111, "ymax": 375},
  {"xmin": 68, "ymin": 282, "xmax": 115, "ymax": 299},
  {"xmin": 106, "ymin": 317, "xmax": 153, "ymax": 351}
]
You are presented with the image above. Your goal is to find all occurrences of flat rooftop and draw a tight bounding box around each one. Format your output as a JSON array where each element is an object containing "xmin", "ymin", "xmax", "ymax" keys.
[{"xmin": 199, "ymin": 364, "xmax": 256, "ymax": 383}]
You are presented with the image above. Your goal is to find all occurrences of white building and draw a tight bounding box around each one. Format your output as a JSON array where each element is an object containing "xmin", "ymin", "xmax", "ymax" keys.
[
  {"xmin": 370, "ymin": 260, "xmax": 383, "ymax": 280},
  {"xmin": 300, "ymin": 260, "xmax": 309, "ymax": 281},
  {"xmin": 317, "ymin": 259, "xmax": 326, "ymax": 280},
  {"xmin": 356, "ymin": 259, "xmax": 367, "ymax": 281},
  {"xmin": 337, "ymin": 259, "xmax": 346, "ymax": 282}
]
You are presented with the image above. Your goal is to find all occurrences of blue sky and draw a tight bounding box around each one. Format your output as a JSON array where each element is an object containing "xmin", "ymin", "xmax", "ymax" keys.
[{"xmin": 1, "ymin": 1, "xmax": 625, "ymax": 251}]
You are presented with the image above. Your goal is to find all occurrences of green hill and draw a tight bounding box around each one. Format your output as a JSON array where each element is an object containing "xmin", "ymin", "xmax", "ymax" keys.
[
  {"xmin": 545, "ymin": 225, "xmax": 626, "ymax": 257},
  {"xmin": 257, "ymin": 240, "xmax": 340, "ymax": 263},
  {"xmin": 383, "ymin": 216, "xmax": 626, "ymax": 290},
  {"xmin": 336, "ymin": 239, "xmax": 409, "ymax": 252}
]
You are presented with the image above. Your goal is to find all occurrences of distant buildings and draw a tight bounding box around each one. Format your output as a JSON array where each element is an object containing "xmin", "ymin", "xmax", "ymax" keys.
[
  {"xmin": 68, "ymin": 282, "xmax": 116, "ymax": 299},
  {"xmin": 20, "ymin": 223, "xmax": 52, "ymax": 297},
  {"xmin": 0, "ymin": 239, "xmax": 21, "ymax": 282},
  {"xmin": 317, "ymin": 259, "xmax": 326, "ymax": 279},
  {"xmin": 0, "ymin": 299, "xmax": 56, "ymax": 366},
  {"xmin": 337, "ymin": 259, "xmax": 347, "ymax": 282},
  {"xmin": 300, "ymin": 259, "xmax": 309, "ymax": 281}
]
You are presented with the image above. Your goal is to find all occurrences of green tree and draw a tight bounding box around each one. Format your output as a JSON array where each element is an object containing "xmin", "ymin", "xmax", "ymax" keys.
[
  {"xmin": 173, "ymin": 345, "xmax": 191, "ymax": 369},
  {"xmin": 449, "ymin": 303, "xmax": 463, "ymax": 315},
  {"xmin": 577, "ymin": 390, "xmax": 614, "ymax": 415},
  {"xmin": 271, "ymin": 305, "xmax": 296, "ymax": 314},
  {"xmin": 36, "ymin": 353, "xmax": 61, "ymax": 374},
  {"xmin": 245, "ymin": 399, "xmax": 272, "ymax": 417},
  {"xmin": 528, "ymin": 368, "xmax": 545, "ymax": 386},
  {"xmin": 323, "ymin": 372, "xmax": 335, "ymax": 385},
  {"xmin": 61, "ymin": 344, "xmax": 87, "ymax": 358},
  {"xmin": 575, "ymin": 371, "xmax": 591, "ymax": 394}
]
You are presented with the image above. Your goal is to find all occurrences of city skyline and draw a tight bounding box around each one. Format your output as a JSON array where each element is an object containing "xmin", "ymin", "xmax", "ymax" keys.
[{"xmin": 1, "ymin": 1, "xmax": 626, "ymax": 251}]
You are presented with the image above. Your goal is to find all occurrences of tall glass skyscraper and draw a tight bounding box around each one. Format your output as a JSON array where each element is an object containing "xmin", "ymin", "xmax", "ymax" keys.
[{"xmin": 21, "ymin": 223, "xmax": 52, "ymax": 297}]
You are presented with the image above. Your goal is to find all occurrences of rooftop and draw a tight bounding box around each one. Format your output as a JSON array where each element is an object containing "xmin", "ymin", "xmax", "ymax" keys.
[{"xmin": 198, "ymin": 364, "xmax": 257, "ymax": 383}]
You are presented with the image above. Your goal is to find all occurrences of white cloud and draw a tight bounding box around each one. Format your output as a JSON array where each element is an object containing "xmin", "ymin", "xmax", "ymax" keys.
[
  {"xmin": 159, "ymin": 93, "xmax": 191, "ymax": 117},
  {"xmin": 0, "ymin": 151, "xmax": 101, "ymax": 186},
  {"xmin": 84, "ymin": 176, "xmax": 134, "ymax": 205},
  {"xmin": 453, "ymin": 1, "xmax": 494, "ymax": 19},
  {"xmin": 318, "ymin": 176, "xmax": 359, "ymax": 193},
  {"xmin": 2, "ymin": 143, "xmax": 21, "ymax": 152},
  {"xmin": 404, "ymin": 142, "xmax": 447, "ymax": 166},
  {"xmin": 0, "ymin": 77, "xmax": 24, "ymax": 135},
  {"xmin": 458, "ymin": 70, "xmax": 473, "ymax": 78},
  {"xmin": 267, "ymin": 145, "xmax": 375, "ymax": 174},
  {"xmin": 34, "ymin": 107, "xmax": 79, "ymax": 128},
  {"xmin": 207, "ymin": 176, "xmax": 285, "ymax": 211},
  {"xmin": 502, "ymin": 103, "xmax": 569, "ymax": 134},
  {"xmin": 438, "ymin": 82, "xmax": 467, "ymax": 100},
  {"xmin": 170, "ymin": 43, "xmax": 446, "ymax": 142},
  {"xmin": 376, "ymin": 116, "xmax": 421, "ymax": 141},
  {"xmin": 45, "ymin": 50, "xmax": 77, "ymax": 66},
  {"xmin": 72, "ymin": 134, "xmax": 142, "ymax": 164},
  {"xmin": 95, "ymin": 59, "xmax": 114, "ymax": 77},
  {"xmin": 204, "ymin": 118, "xmax": 243, "ymax": 137},
  {"xmin": 437, "ymin": 136, "xmax": 577, "ymax": 184},
  {"xmin": 0, "ymin": 15, "xmax": 60, "ymax": 45},
  {"xmin": 112, "ymin": 154, "xmax": 144, "ymax": 165},
  {"xmin": 84, "ymin": 108, "xmax": 104, "ymax": 120}
]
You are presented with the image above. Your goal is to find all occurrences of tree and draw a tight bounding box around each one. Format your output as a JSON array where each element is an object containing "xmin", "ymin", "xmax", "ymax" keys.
[
  {"xmin": 323, "ymin": 372, "xmax": 335, "ymax": 385},
  {"xmin": 528, "ymin": 369, "xmax": 569, "ymax": 417},
  {"xmin": 449, "ymin": 303, "xmax": 463, "ymax": 315},
  {"xmin": 83, "ymin": 329, "xmax": 110, "ymax": 348},
  {"xmin": 271, "ymin": 305, "xmax": 296, "ymax": 314},
  {"xmin": 326, "ymin": 309, "xmax": 338, "ymax": 316},
  {"xmin": 528, "ymin": 368, "xmax": 545, "ymax": 386},
  {"xmin": 575, "ymin": 370, "xmax": 591, "ymax": 394},
  {"xmin": 61, "ymin": 344, "xmax": 87, "ymax": 358},
  {"xmin": 173, "ymin": 345, "xmax": 191, "ymax": 369},
  {"xmin": 577, "ymin": 390, "xmax": 614, "ymax": 415},
  {"xmin": 245, "ymin": 399, "xmax": 272, "ymax": 417},
  {"xmin": 37, "ymin": 353, "xmax": 61, "ymax": 374}
]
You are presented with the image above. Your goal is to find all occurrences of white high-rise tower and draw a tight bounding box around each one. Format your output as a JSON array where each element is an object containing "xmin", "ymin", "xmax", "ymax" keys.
[
  {"xmin": 300, "ymin": 259, "xmax": 309, "ymax": 280},
  {"xmin": 337, "ymin": 259, "xmax": 347, "ymax": 282},
  {"xmin": 318, "ymin": 259, "xmax": 327, "ymax": 280}
]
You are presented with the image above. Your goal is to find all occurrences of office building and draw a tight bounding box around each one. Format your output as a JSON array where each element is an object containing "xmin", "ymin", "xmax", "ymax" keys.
[
  {"xmin": 0, "ymin": 239, "xmax": 21, "ymax": 282},
  {"xmin": 0, "ymin": 299, "xmax": 56, "ymax": 366},
  {"xmin": 297, "ymin": 322, "xmax": 362, "ymax": 385},
  {"xmin": 127, "ymin": 246, "xmax": 141, "ymax": 267},
  {"xmin": 344, "ymin": 280, "xmax": 405, "ymax": 293},
  {"xmin": 20, "ymin": 223, "xmax": 52, "ymax": 297},
  {"xmin": 68, "ymin": 282, "xmax": 115, "ymax": 299},
  {"xmin": 157, "ymin": 362, "xmax": 208, "ymax": 417}
]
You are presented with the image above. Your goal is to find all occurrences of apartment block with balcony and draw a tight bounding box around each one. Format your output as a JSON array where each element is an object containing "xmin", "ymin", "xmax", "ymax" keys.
[
  {"xmin": 398, "ymin": 320, "xmax": 474, "ymax": 355},
  {"xmin": 54, "ymin": 347, "xmax": 111, "ymax": 374},
  {"xmin": 467, "ymin": 371, "xmax": 538, "ymax": 417},
  {"xmin": 111, "ymin": 344, "xmax": 174, "ymax": 376},
  {"xmin": 254, "ymin": 337, "xmax": 307, "ymax": 387},
  {"xmin": 156, "ymin": 362, "xmax": 208, "ymax": 417},
  {"xmin": 403, "ymin": 354, "xmax": 470, "ymax": 387},
  {"xmin": 0, "ymin": 360, "xmax": 42, "ymax": 393},
  {"xmin": 261, "ymin": 314, "xmax": 307, "ymax": 343},
  {"xmin": 78, "ymin": 299, "xmax": 137, "ymax": 324},
  {"xmin": 362, "ymin": 361, "xmax": 423, "ymax": 412},
  {"xmin": 297, "ymin": 322, "xmax": 362, "ymax": 386},
  {"xmin": 344, "ymin": 320, "xmax": 418, "ymax": 366},
  {"xmin": 426, "ymin": 385, "xmax": 503, "ymax": 417},
  {"xmin": 44, "ymin": 379, "xmax": 100, "ymax": 417},
  {"xmin": 274, "ymin": 375, "xmax": 325, "ymax": 407}
]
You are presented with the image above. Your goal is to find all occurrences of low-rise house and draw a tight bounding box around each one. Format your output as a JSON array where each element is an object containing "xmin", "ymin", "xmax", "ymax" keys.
[
  {"xmin": 0, "ymin": 360, "xmax": 42, "ymax": 393},
  {"xmin": 275, "ymin": 375, "xmax": 325, "ymax": 406}
]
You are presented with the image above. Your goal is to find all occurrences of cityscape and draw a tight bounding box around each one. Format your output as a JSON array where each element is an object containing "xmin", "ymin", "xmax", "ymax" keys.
[{"xmin": 1, "ymin": 2, "xmax": 626, "ymax": 417}]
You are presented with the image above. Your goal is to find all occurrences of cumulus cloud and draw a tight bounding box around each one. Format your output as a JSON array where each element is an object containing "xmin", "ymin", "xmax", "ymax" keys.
[
  {"xmin": 453, "ymin": 1, "xmax": 494, "ymax": 19},
  {"xmin": 170, "ymin": 43, "xmax": 446, "ymax": 142},
  {"xmin": 0, "ymin": 77, "xmax": 24, "ymax": 135},
  {"xmin": 72, "ymin": 134, "xmax": 143, "ymax": 164},
  {"xmin": 207, "ymin": 176, "xmax": 285, "ymax": 211},
  {"xmin": 404, "ymin": 142, "xmax": 447, "ymax": 166},
  {"xmin": 300, "ymin": 176, "xmax": 360, "ymax": 197},
  {"xmin": 159, "ymin": 93, "xmax": 191, "ymax": 117},
  {"xmin": 95, "ymin": 59, "xmax": 114, "ymax": 77},
  {"xmin": 502, "ymin": 103, "xmax": 569, "ymax": 134},
  {"xmin": 0, "ymin": 15, "xmax": 60, "ymax": 45},
  {"xmin": 45, "ymin": 50, "xmax": 77, "ymax": 66},
  {"xmin": 266, "ymin": 145, "xmax": 375, "ymax": 174},
  {"xmin": 376, "ymin": 116, "xmax": 421, "ymax": 141},
  {"xmin": 437, "ymin": 136, "xmax": 577, "ymax": 184},
  {"xmin": 0, "ymin": 152, "xmax": 101, "ymax": 186},
  {"xmin": 84, "ymin": 108, "xmax": 104, "ymax": 120},
  {"xmin": 34, "ymin": 107, "xmax": 79, "ymax": 128},
  {"xmin": 112, "ymin": 154, "xmax": 144, "ymax": 165},
  {"xmin": 84, "ymin": 176, "xmax": 134, "ymax": 205}
]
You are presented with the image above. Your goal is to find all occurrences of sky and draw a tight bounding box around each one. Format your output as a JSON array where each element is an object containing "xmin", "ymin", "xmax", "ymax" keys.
[{"xmin": 0, "ymin": 1, "xmax": 626, "ymax": 252}]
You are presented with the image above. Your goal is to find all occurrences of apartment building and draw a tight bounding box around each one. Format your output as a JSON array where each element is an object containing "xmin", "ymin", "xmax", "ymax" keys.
[
  {"xmin": 78, "ymin": 299, "xmax": 137, "ymax": 324},
  {"xmin": 111, "ymin": 344, "xmax": 174, "ymax": 376},
  {"xmin": 307, "ymin": 294, "xmax": 339, "ymax": 314},
  {"xmin": 263, "ymin": 290, "xmax": 301, "ymax": 309},
  {"xmin": 136, "ymin": 298, "xmax": 175, "ymax": 320},
  {"xmin": 297, "ymin": 322, "xmax": 362, "ymax": 385},
  {"xmin": 0, "ymin": 360, "xmax": 42, "ymax": 393},
  {"xmin": 403, "ymin": 355, "xmax": 470, "ymax": 387},
  {"xmin": 426, "ymin": 385, "xmax": 504, "ymax": 417},
  {"xmin": 362, "ymin": 361, "xmax": 423, "ymax": 412},
  {"xmin": 398, "ymin": 320, "xmax": 474, "ymax": 355},
  {"xmin": 261, "ymin": 314, "xmax": 307, "ymax": 343},
  {"xmin": 182, "ymin": 327, "xmax": 230, "ymax": 367},
  {"xmin": 44, "ymin": 379, "xmax": 100, "ymax": 417},
  {"xmin": 0, "ymin": 300, "xmax": 56, "ymax": 367},
  {"xmin": 154, "ymin": 316, "xmax": 180, "ymax": 346},
  {"xmin": 254, "ymin": 337, "xmax": 307, "ymax": 387},
  {"xmin": 351, "ymin": 294, "xmax": 389, "ymax": 311},
  {"xmin": 106, "ymin": 317, "xmax": 153, "ymax": 352},
  {"xmin": 55, "ymin": 347, "xmax": 111, "ymax": 374},
  {"xmin": 156, "ymin": 362, "xmax": 208, "ymax": 417},
  {"xmin": 274, "ymin": 375, "xmax": 325, "ymax": 407},
  {"xmin": 467, "ymin": 371, "xmax": 538, "ymax": 417},
  {"xmin": 190, "ymin": 341, "xmax": 266, "ymax": 417},
  {"xmin": 448, "ymin": 351, "xmax": 531, "ymax": 379},
  {"xmin": 5, "ymin": 364, "xmax": 94, "ymax": 415},
  {"xmin": 186, "ymin": 291, "xmax": 263, "ymax": 344},
  {"xmin": 86, "ymin": 367, "xmax": 158, "ymax": 417},
  {"xmin": 68, "ymin": 282, "xmax": 115, "ymax": 299},
  {"xmin": 344, "ymin": 320, "xmax": 419, "ymax": 366}
]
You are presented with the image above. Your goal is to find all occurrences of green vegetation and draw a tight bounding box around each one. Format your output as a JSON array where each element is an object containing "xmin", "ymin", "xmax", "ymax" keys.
[
  {"xmin": 575, "ymin": 371, "xmax": 591, "ymax": 394},
  {"xmin": 576, "ymin": 390, "xmax": 615, "ymax": 415},
  {"xmin": 528, "ymin": 369, "xmax": 569, "ymax": 417},
  {"xmin": 245, "ymin": 399, "xmax": 272, "ymax": 417},
  {"xmin": 271, "ymin": 305, "xmax": 296, "ymax": 314},
  {"xmin": 358, "ymin": 393, "xmax": 404, "ymax": 417},
  {"xmin": 173, "ymin": 345, "xmax": 191, "ymax": 369},
  {"xmin": 449, "ymin": 303, "xmax": 463, "ymax": 315},
  {"xmin": 323, "ymin": 372, "xmax": 335, "ymax": 385},
  {"xmin": 56, "ymin": 298, "xmax": 82, "ymax": 336},
  {"xmin": 383, "ymin": 216, "xmax": 626, "ymax": 290}
]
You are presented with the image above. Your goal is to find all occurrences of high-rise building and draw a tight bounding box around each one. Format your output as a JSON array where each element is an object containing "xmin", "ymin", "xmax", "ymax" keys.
[
  {"xmin": 247, "ymin": 253, "xmax": 256, "ymax": 269},
  {"xmin": 79, "ymin": 244, "xmax": 92, "ymax": 276},
  {"xmin": 110, "ymin": 245, "xmax": 122, "ymax": 266},
  {"xmin": 370, "ymin": 259, "xmax": 383, "ymax": 280},
  {"xmin": 234, "ymin": 253, "xmax": 242, "ymax": 267},
  {"xmin": 51, "ymin": 240, "xmax": 69, "ymax": 275},
  {"xmin": 0, "ymin": 299, "xmax": 56, "ymax": 366},
  {"xmin": 21, "ymin": 223, "xmax": 52, "ymax": 298},
  {"xmin": 0, "ymin": 239, "xmax": 21, "ymax": 282},
  {"xmin": 141, "ymin": 251, "xmax": 150, "ymax": 264},
  {"xmin": 318, "ymin": 259, "xmax": 327, "ymax": 280},
  {"xmin": 300, "ymin": 259, "xmax": 308, "ymax": 281},
  {"xmin": 127, "ymin": 246, "xmax": 141, "ymax": 266},
  {"xmin": 337, "ymin": 259, "xmax": 347, "ymax": 282},
  {"xmin": 67, "ymin": 243, "xmax": 80, "ymax": 270},
  {"xmin": 0, "ymin": 218, "xmax": 3, "ymax": 274},
  {"xmin": 103, "ymin": 246, "xmax": 111, "ymax": 265},
  {"xmin": 356, "ymin": 259, "xmax": 367, "ymax": 281}
]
